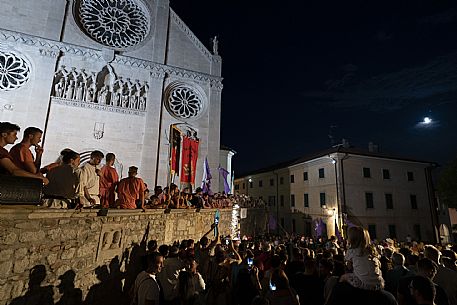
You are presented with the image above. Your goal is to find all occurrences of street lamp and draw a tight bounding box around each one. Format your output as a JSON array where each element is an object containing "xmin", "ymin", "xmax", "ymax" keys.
[{"xmin": 329, "ymin": 155, "xmax": 343, "ymax": 237}]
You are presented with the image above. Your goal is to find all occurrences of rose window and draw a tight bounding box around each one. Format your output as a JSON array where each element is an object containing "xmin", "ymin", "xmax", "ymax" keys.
[
  {"xmin": 0, "ymin": 51, "xmax": 30, "ymax": 91},
  {"xmin": 167, "ymin": 86, "xmax": 204, "ymax": 119},
  {"xmin": 78, "ymin": 0, "xmax": 149, "ymax": 49}
]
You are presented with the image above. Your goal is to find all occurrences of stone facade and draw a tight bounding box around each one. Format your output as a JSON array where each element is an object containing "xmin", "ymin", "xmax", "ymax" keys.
[
  {"xmin": 0, "ymin": 206, "xmax": 232, "ymax": 305},
  {"xmin": 235, "ymin": 147, "xmax": 450, "ymax": 243},
  {"xmin": 0, "ymin": 0, "xmax": 223, "ymax": 190}
]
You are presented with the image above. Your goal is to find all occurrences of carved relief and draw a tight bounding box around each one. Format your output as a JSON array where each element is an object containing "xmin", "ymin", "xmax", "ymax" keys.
[
  {"xmin": 51, "ymin": 65, "xmax": 148, "ymax": 115},
  {"xmin": 77, "ymin": 0, "xmax": 150, "ymax": 49},
  {"xmin": 96, "ymin": 224, "xmax": 124, "ymax": 262},
  {"xmin": 0, "ymin": 50, "xmax": 30, "ymax": 91}
]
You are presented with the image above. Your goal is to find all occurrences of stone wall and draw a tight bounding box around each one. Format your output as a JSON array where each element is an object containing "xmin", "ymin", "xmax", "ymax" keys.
[{"xmin": 0, "ymin": 206, "xmax": 232, "ymax": 305}]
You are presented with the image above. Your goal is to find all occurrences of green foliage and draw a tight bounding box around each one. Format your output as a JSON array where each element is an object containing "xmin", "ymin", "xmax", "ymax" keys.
[{"xmin": 437, "ymin": 157, "xmax": 457, "ymax": 208}]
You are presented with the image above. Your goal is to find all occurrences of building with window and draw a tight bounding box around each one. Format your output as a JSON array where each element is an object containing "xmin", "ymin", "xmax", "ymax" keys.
[{"xmin": 234, "ymin": 145, "xmax": 450, "ymax": 242}]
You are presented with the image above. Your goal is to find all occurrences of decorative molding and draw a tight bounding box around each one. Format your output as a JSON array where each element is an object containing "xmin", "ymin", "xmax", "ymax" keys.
[
  {"xmin": 39, "ymin": 48, "xmax": 59, "ymax": 58},
  {"xmin": 0, "ymin": 29, "xmax": 223, "ymax": 88},
  {"xmin": 52, "ymin": 97, "xmax": 146, "ymax": 116},
  {"xmin": 0, "ymin": 29, "xmax": 103, "ymax": 60},
  {"xmin": 0, "ymin": 103, "xmax": 14, "ymax": 111},
  {"xmin": 169, "ymin": 9, "xmax": 212, "ymax": 61},
  {"xmin": 210, "ymin": 79, "xmax": 223, "ymax": 91}
]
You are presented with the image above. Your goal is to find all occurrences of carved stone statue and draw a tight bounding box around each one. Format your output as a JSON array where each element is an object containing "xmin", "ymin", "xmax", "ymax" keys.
[
  {"xmin": 54, "ymin": 78, "xmax": 65, "ymax": 97},
  {"xmin": 139, "ymin": 94, "xmax": 146, "ymax": 110},
  {"xmin": 129, "ymin": 95, "xmax": 137, "ymax": 109},
  {"xmin": 65, "ymin": 80, "xmax": 75, "ymax": 99},
  {"xmin": 121, "ymin": 94, "xmax": 129, "ymax": 108},
  {"xmin": 75, "ymin": 82, "xmax": 84, "ymax": 101},
  {"xmin": 112, "ymin": 88, "xmax": 121, "ymax": 107},
  {"xmin": 212, "ymin": 36, "xmax": 219, "ymax": 55},
  {"xmin": 85, "ymin": 84, "xmax": 96, "ymax": 103},
  {"xmin": 97, "ymin": 85, "xmax": 109, "ymax": 104}
]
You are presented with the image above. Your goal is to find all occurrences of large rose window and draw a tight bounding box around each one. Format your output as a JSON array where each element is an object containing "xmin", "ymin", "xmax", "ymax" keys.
[
  {"xmin": 166, "ymin": 85, "xmax": 205, "ymax": 120},
  {"xmin": 0, "ymin": 51, "xmax": 30, "ymax": 91},
  {"xmin": 78, "ymin": 0, "xmax": 150, "ymax": 49}
]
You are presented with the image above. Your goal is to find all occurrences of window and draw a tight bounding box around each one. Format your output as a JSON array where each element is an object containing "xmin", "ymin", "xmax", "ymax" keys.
[
  {"xmin": 280, "ymin": 177, "xmax": 284, "ymax": 185},
  {"xmin": 268, "ymin": 196, "xmax": 276, "ymax": 206},
  {"xmin": 410, "ymin": 194, "xmax": 418, "ymax": 209},
  {"xmin": 258, "ymin": 180, "xmax": 263, "ymax": 187},
  {"xmin": 291, "ymin": 194, "xmax": 295, "ymax": 207},
  {"xmin": 385, "ymin": 193, "xmax": 393, "ymax": 209},
  {"xmin": 363, "ymin": 167, "xmax": 371, "ymax": 178},
  {"xmin": 305, "ymin": 222, "xmax": 312, "ymax": 236},
  {"xmin": 280, "ymin": 195, "xmax": 284, "ymax": 207},
  {"xmin": 319, "ymin": 168, "xmax": 325, "ymax": 178},
  {"xmin": 292, "ymin": 219, "xmax": 296, "ymax": 233},
  {"xmin": 407, "ymin": 171, "xmax": 414, "ymax": 181},
  {"xmin": 234, "ymin": 184, "xmax": 239, "ymax": 190},
  {"xmin": 249, "ymin": 181, "xmax": 253, "ymax": 188},
  {"xmin": 383, "ymin": 169, "xmax": 391, "ymax": 179},
  {"xmin": 365, "ymin": 192, "xmax": 374, "ymax": 209},
  {"xmin": 242, "ymin": 183, "xmax": 245, "ymax": 189},
  {"xmin": 303, "ymin": 171, "xmax": 308, "ymax": 181},
  {"xmin": 319, "ymin": 193, "xmax": 326, "ymax": 207},
  {"xmin": 304, "ymin": 193, "xmax": 309, "ymax": 207},
  {"xmin": 368, "ymin": 224, "xmax": 377, "ymax": 239},
  {"xmin": 413, "ymin": 224, "xmax": 421, "ymax": 241},
  {"xmin": 270, "ymin": 179, "xmax": 274, "ymax": 186},
  {"xmin": 290, "ymin": 174, "xmax": 295, "ymax": 183},
  {"xmin": 388, "ymin": 224, "xmax": 397, "ymax": 238}
]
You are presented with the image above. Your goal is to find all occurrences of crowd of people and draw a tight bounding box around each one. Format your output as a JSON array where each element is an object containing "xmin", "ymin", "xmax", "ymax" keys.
[
  {"xmin": 3, "ymin": 122, "xmax": 457, "ymax": 305},
  {"xmin": 0, "ymin": 122, "xmax": 254, "ymax": 210},
  {"xmin": 131, "ymin": 224, "xmax": 457, "ymax": 305}
]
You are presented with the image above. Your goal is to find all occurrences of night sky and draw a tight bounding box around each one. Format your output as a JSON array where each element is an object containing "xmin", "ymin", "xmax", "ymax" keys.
[{"xmin": 171, "ymin": 0, "xmax": 457, "ymax": 174}]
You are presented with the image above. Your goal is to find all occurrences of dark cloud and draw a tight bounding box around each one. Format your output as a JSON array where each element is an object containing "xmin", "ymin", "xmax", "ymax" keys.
[
  {"xmin": 303, "ymin": 52, "xmax": 457, "ymax": 112},
  {"xmin": 418, "ymin": 7, "xmax": 457, "ymax": 25}
]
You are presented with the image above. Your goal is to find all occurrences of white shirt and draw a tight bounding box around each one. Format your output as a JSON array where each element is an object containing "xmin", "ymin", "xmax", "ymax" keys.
[{"xmin": 76, "ymin": 162, "xmax": 100, "ymax": 206}]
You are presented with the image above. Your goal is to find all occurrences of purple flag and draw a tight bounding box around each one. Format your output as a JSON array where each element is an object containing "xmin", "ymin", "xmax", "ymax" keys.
[
  {"xmin": 201, "ymin": 157, "xmax": 212, "ymax": 195},
  {"xmin": 268, "ymin": 214, "xmax": 277, "ymax": 231},
  {"xmin": 218, "ymin": 166, "xmax": 231, "ymax": 194},
  {"xmin": 343, "ymin": 214, "xmax": 357, "ymax": 228},
  {"xmin": 315, "ymin": 218, "xmax": 325, "ymax": 237}
]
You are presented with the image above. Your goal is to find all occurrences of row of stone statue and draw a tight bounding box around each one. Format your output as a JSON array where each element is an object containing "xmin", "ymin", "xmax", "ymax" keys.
[{"xmin": 52, "ymin": 66, "xmax": 148, "ymax": 111}]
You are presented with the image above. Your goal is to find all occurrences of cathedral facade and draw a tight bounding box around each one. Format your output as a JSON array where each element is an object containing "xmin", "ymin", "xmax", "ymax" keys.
[{"xmin": 0, "ymin": 0, "xmax": 223, "ymax": 189}]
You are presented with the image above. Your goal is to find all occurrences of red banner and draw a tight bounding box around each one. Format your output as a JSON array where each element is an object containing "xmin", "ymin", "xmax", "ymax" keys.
[
  {"xmin": 170, "ymin": 126, "xmax": 181, "ymax": 175},
  {"xmin": 180, "ymin": 136, "xmax": 199, "ymax": 184}
]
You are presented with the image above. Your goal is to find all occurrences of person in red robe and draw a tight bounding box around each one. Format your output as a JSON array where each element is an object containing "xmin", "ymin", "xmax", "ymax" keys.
[
  {"xmin": 99, "ymin": 153, "xmax": 119, "ymax": 208},
  {"xmin": 116, "ymin": 166, "xmax": 145, "ymax": 210}
]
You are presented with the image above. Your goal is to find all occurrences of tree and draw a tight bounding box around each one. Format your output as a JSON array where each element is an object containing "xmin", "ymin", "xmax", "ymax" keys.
[{"xmin": 437, "ymin": 157, "xmax": 457, "ymax": 209}]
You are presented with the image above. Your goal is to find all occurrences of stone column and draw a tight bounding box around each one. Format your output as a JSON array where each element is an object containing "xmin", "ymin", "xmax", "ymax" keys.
[
  {"xmin": 139, "ymin": 67, "xmax": 166, "ymax": 186},
  {"xmin": 207, "ymin": 55, "xmax": 223, "ymax": 192}
]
